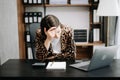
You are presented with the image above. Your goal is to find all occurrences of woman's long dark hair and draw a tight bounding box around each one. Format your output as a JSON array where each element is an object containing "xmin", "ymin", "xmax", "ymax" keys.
[{"xmin": 40, "ymin": 15, "xmax": 60, "ymax": 38}]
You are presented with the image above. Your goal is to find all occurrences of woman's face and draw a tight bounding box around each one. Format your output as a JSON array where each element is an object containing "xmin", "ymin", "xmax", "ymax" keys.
[{"xmin": 54, "ymin": 25, "xmax": 61, "ymax": 39}]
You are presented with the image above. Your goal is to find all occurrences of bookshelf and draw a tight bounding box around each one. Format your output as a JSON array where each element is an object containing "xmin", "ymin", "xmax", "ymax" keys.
[{"xmin": 17, "ymin": 0, "xmax": 105, "ymax": 59}]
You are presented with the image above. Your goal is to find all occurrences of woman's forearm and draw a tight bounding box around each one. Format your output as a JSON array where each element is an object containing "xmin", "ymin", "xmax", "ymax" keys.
[{"xmin": 44, "ymin": 38, "xmax": 51, "ymax": 50}]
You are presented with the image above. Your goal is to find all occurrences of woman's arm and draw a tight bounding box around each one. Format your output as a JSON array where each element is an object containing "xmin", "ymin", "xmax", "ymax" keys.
[
  {"xmin": 35, "ymin": 29, "xmax": 48, "ymax": 61},
  {"xmin": 35, "ymin": 29, "xmax": 57, "ymax": 62}
]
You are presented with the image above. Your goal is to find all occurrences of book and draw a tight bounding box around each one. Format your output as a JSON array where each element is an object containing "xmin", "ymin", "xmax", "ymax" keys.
[
  {"xmin": 93, "ymin": 10, "xmax": 99, "ymax": 23},
  {"xmin": 46, "ymin": 62, "xmax": 66, "ymax": 69},
  {"xmin": 74, "ymin": 29, "xmax": 88, "ymax": 42},
  {"xmin": 93, "ymin": 28, "xmax": 100, "ymax": 42}
]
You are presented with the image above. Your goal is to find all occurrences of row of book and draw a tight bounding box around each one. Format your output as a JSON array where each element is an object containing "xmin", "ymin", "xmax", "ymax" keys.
[
  {"xmin": 24, "ymin": 12, "xmax": 42, "ymax": 24},
  {"xmin": 23, "ymin": 0, "xmax": 88, "ymax": 5},
  {"xmin": 74, "ymin": 29, "xmax": 88, "ymax": 42},
  {"xmin": 74, "ymin": 28, "xmax": 100, "ymax": 43},
  {"xmin": 23, "ymin": 0, "xmax": 99, "ymax": 5},
  {"xmin": 48, "ymin": 0, "xmax": 99, "ymax": 5},
  {"xmin": 23, "ymin": 0, "xmax": 43, "ymax": 4}
]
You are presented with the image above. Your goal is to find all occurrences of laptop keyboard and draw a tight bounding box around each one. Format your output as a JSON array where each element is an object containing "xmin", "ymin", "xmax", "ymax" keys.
[
  {"xmin": 69, "ymin": 61, "xmax": 90, "ymax": 68},
  {"xmin": 78, "ymin": 64, "xmax": 89, "ymax": 69}
]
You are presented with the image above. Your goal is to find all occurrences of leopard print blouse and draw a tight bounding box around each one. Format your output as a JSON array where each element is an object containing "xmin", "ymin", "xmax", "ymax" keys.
[{"xmin": 35, "ymin": 24, "xmax": 76, "ymax": 63}]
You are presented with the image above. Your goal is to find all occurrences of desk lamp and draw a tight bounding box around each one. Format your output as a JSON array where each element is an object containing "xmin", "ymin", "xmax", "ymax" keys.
[{"xmin": 96, "ymin": 0, "xmax": 120, "ymax": 46}]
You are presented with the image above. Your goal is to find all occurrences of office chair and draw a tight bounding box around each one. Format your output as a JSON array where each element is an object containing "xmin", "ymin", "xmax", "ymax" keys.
[{"xmin": 29, "ymin": 23, "xmax": 40, "ymax": 59}]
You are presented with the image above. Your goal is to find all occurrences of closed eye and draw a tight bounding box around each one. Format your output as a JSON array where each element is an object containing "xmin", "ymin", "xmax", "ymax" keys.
[{"xmin": 56, "ymin": 31, "xmax": 60, "ymax": 33}]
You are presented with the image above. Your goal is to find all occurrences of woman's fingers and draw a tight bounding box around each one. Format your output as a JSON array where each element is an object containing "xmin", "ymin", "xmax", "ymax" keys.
[
  {"xmin": 48, "ymin": 27, "xmax": 56, "ymax": 31},
  {"xmin": 44, "ymin": 27, "xmax": 56, "ymax": 40},
  {"xmin": 44, "ymin": 27, "xmax": 56, "ymax": 33}
]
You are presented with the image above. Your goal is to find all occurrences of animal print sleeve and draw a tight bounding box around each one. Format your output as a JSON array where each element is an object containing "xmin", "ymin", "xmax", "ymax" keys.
[
  {"xmin": 55, "ymin": 26, "xmax": 76, "ymax": 63},
  {"xmin": 35, "ymin": 29, "xmax": 48, "ymax": 61}
]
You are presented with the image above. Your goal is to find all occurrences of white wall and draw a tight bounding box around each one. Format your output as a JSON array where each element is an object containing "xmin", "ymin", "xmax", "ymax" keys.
[
  {"xmin": 0, "ymin": 0, "xmax": 19, "ymax": 65},
  {"xmin": 26, "ymin": 7, "xmax": 89, "ymax": 29}
]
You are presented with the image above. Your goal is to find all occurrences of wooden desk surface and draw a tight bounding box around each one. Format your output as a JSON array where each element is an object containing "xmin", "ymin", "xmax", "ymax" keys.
[{"xmin": 0, "ymin": 59, "xmax": 120, "ymax": 79}]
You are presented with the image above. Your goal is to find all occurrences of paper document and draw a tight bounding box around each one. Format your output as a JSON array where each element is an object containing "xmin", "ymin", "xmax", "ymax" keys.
[{"xmin": 46, "ymin": 62, "xmax": 66, "ymax": 69}]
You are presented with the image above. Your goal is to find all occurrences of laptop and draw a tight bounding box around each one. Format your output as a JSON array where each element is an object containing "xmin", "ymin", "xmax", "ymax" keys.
[{"xmin": 69, "ymin": 46, "xmax": 118, "ymax": 71}]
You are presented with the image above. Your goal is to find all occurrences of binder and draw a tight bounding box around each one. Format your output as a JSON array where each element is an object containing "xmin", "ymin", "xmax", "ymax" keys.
[
  {"xmin": 33, "ymin": 0, "xmax": 37, "ymax": 4},
  {"xmin": 23, "ymin": 0, "xmax": 28, "ymax": 4},
  {"xmin": 38, "ymin": 0, "xmax": 42, "ymax": 4},
  {"xmin": 27, "ymin": 47, "xmax": 33, "ymax": 59},
  {"xmin": 29, "ymin": 12, "xmax": 33, "ymax": 23},
  {"xmin": 24, "ymin": 12, "xmax": 29, "ymax": 23},
  {"xmin": 26, "ymin": 31, "xmax": 30, "ymax": 42},
  {"xmin": 37, "ymin": 12, "xmax": 42, "ymax": 23},
  {"xmin": 93, "ymin": 28, "xmax": 100, "ymax": 42},
  {"xmin": 89, "ymin": 29, "xmax": 93, "ymax": 43},
  {"xmin": 28, "ymin": 0, "xmax": 33, "ymax": 4},
  {"xmin": 33, "ymin": 12, "xmax": 38, "ymax": 23}
]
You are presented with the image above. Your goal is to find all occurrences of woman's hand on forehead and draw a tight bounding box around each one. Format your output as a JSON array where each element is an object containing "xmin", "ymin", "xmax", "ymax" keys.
[{"xmin": 49, "ymin": 27, "xmax": 56, "ymax": 31}]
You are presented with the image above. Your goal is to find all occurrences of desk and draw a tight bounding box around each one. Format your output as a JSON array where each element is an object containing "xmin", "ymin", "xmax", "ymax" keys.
[
  {"xmin": 75, "ymin": 42, "xmax": 105, "ymax": 59},
  {"xmin": 0, "ymin": 59, "xmax": 120, "ymax": 79}
]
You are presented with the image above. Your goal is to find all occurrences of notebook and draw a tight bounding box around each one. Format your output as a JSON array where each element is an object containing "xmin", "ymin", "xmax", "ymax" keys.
[
  {"xmin": 69, "ymin": 46, "xmax": 118, "ymax": 71},
  {"xmin": 46, "ymin": 62, "xmax": 66, "ymax": 69}
]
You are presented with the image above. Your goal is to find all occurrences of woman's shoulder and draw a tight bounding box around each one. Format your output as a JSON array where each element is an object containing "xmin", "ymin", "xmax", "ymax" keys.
[
  {"xmin": 36, "ymin": 28, "xmax": 41, "ymax": 37},
  {"xmin": 61, "ymin": 24, "xmax": 73, "ymax": 33},
  {"xmin": 36, "ymin": 28, "xmax": 41, "ymax": 33}
]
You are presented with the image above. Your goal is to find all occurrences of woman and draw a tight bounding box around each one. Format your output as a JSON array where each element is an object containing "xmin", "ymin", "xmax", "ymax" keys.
[{"xmin": 35, "ymin": 14, "xmax": 76, "ymax": 63}]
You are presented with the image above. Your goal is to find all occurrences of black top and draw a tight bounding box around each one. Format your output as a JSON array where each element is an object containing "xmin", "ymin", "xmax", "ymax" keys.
[{"xmin": 0, "ymin": 59, "xmax": 120, "ymax": 80}]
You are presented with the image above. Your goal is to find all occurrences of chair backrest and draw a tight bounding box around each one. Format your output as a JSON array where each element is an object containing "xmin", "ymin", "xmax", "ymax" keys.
[{"xmin": 29, "ymin": 23, "xmax": 40, "ymax": 59}]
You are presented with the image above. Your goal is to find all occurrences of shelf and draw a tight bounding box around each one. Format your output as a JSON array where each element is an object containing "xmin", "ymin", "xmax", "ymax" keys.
[
  {"xmin": 24, "ymin": 4, "xmax": 91, "ymax": 7},
  {"xmin": 90, "ymin": 22, "xmax": 101, "ymax": 25},
  {"xmin": 24, "ymin": 4, "xmax": 44, "ymax": 7},
  {"xmin": 45, "ymin": 4, "xmax": 91, "ymax": 7},
  {"xmin": 90, "ymin": 22, "xmax": 102, "ymax": 28},
  {"xmin": 75, "ymin": 41, "xmax": 104, "ymax": 46}
]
